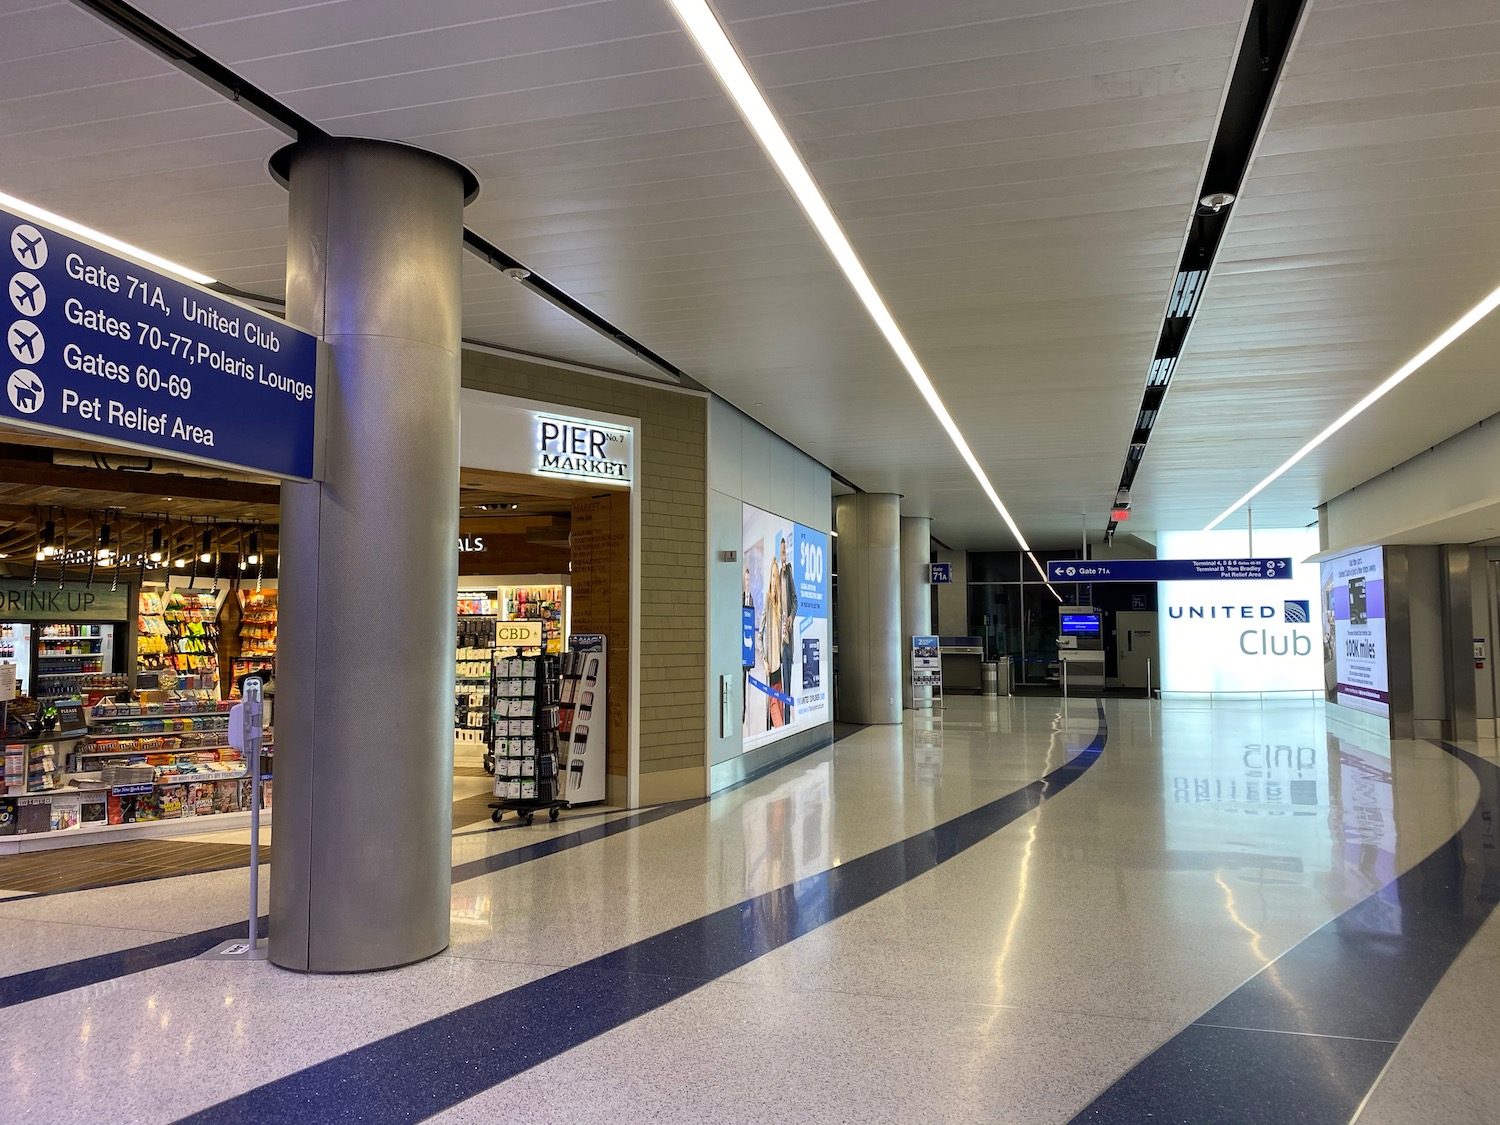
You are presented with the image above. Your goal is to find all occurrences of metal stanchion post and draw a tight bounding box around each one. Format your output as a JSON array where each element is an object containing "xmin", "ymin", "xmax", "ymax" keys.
[{"xmin": 200, "ymin": 675, "xmax": 268, "ymax": 961}]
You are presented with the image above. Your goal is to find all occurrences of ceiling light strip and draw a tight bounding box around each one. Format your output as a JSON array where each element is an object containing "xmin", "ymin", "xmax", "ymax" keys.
[
  {"xmin": 1205, "ymin": 282, "xmax": 1500, "ymax": 530},
  {"xmin": 0, "ymin": 189, "xmax": 215, "ymax": 286},
  {"xmin": 665, "ymin": 0, "xmax": 1033, "ymax": 553}
]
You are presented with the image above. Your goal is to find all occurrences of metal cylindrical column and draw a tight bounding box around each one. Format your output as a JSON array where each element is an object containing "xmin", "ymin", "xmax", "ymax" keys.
[
  {"xmin": 900, "ymin": 515, "xmax": 932, "ymax": 709},
  {"xmin": 270, "ymin": 138, "xmax": 471, "ymax": 972},
  {"xmin": 835, "ymin": 494, "xmax": 902, "ymax": 725}
]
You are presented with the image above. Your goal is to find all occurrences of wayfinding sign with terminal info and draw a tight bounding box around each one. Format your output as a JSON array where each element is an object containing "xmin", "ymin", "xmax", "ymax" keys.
[{"xmin": 2, "ymin": 204, "xmax": 319, "ymax": 479}]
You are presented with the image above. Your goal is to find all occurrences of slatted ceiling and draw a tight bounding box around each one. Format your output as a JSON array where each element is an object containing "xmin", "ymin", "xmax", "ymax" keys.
[
  {"xmin": 117, "ymin": 0, "xmax": 1247, "ymax": 545},
  {"xmin": 0, "ymin": 3, "xmax": 291, "ymax": 299},
  {"xmin": 0, "ymin": 0, "xmax": 1341, "ymax": 546},
  {"xmin": 1136, "ymin": 0, "xmax": 1500, "ymax": 534},
  {"xmin": 0, "ymin": 8, "xmax": 691, "ymax": 377},
  {"xmin": 458, "ymin": 264, "xmax": 672, "ymax": 381}
]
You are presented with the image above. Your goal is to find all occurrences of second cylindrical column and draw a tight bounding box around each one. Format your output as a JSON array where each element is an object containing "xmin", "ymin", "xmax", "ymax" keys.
[
  {"xmin": 835, "ymin": 493, "xmax": 902, "ymax": 725},
  {"xmin": 900, "ymin": 515, "xmax": 933, "ymax": 709},
  {"xmin": 271, "ymin": 138, "xmax": 471, "ymax": 972}
]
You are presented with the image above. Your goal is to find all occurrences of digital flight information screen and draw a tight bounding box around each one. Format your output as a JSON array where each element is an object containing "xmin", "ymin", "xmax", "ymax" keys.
[{"xmin": 1060, "ymin": 614, "xmax": 1101, "ymax": 637}]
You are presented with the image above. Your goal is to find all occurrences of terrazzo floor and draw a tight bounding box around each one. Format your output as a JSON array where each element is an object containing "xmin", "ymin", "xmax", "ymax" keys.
[{"xmin": 1, "ymin": 696, "xmax": 1495, "ymax": 1124}]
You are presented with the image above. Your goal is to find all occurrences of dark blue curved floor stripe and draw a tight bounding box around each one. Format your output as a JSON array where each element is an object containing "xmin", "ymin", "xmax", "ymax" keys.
[
  {"xmin": 0, "ymin": 726, "xmax": 861, "ymax": 1011},
  {"xmin": 0, "ymin": 917, "xmax": 269, "ymax": 1010},
  {"xmin": 171, "ymin": 703, "xmax": 1107, "ymax": 1125},
  {"xmin": 1068, "ymin": 737, "xmax": 1500, "ymax": 1125}
]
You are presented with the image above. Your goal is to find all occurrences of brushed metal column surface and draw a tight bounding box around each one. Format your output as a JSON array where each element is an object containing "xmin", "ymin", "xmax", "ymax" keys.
[
  {"xmin": 272, "ymin": 138, "xmax": 467, "ymax": 972},
  {"xmin": 1441, "ymin": 545, "xmax": 1478, "ymax": 742},
  {"xmin": 1385, "ymin": 546, "xmax": 1414, "ymax": 740},
  {"xmin": 835, "ymin": 494, "xmax": 902, "ymax": 725},
  {"xmin": 900, "ymin": 516, "xmax": 933, "ymax": 709}
]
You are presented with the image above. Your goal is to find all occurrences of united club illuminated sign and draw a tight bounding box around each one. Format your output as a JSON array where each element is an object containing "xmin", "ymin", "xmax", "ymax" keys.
[{"xmin": 535, "ymin": 414, "xmax": 631, "ymax": 483}]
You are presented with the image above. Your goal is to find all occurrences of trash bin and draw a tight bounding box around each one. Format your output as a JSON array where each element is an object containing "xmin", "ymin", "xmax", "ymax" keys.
[{"xmin": 981, "ymin": 661, "xmax": 1000, "ymax": 696}]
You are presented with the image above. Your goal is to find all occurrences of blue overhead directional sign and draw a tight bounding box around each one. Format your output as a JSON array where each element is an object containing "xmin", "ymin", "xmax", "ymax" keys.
[
  {"xmin": 1046, "ymin": 558, "xmax": 1293, "ymax": 582},
  {"xmin": 2, "ymin": 205, "xmax": 318, "ymax": 479}
]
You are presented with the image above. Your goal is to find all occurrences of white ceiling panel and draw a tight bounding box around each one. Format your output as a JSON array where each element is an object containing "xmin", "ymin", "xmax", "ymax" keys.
[
  {"xmin": 28, "ymin": 0, "xmax": 1451, "ymax": 547},
  {"xmin": 1135, "ymin": 0, "xmax": 1500, "ymax": 537},
  {"xmin": 127, "ymin": 0, "xmax": 1249, "ymax": 545}
]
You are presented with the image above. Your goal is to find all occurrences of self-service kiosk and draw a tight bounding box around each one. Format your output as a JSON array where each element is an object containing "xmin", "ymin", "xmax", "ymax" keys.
[{"xmin": 1057, "ymin": 608, "xmax": 1105, "ymax": 693}]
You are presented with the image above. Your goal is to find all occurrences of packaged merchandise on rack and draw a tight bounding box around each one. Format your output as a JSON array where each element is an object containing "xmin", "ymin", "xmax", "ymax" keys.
[
  {"xmin": 232, "ymin": 588, "xmax": 277, "ymax": 696},
  {"xmin": 456, "ymin": 599, "xmax": 498, "ymax": 768},
  {"xmin": 137, "ymin": 590, "xmax": 171, "ymax": 673},
  {"xmin": 0, "ymin": 690, "xmax": 275, "ymax": 839},
  {"xmin": 489, "ymin": 653, "xmax": 563, "ymax": 824},
  {"xmin": 160, "ymin": 590, "xmax": 223, "ymax": 695},
  {"xmin": 499, "ymin": 585, "xmax": 566, "ymax": 654},
  {"xmin": 557, "ymin": 636, "xmax": 608, "ymax": 804}
]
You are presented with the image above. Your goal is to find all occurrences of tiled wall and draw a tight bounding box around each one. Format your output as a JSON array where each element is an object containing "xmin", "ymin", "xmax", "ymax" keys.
[{"xmin": 461, "ymin": 351, "xmax": 708, "ymax": 800}]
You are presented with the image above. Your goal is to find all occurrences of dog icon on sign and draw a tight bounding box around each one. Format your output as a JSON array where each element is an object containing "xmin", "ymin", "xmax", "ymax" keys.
[{"xmin": 7, "ymin": 369, "xmax": 44, "ymax": 414}]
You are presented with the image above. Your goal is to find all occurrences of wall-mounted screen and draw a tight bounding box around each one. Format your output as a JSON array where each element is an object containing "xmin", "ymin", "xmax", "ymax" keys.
[
  {"xmin": 1319, "ymin": 546, "xmax": 1388, "ymax": 719},
  {"xmin": 1060, "ymin": 614, "xmax": 1101, "ymax": 636}
]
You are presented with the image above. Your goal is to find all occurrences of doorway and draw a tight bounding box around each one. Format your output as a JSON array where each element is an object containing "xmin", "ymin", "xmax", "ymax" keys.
[{"xmin": 1115, "ymin": 610, "xmax": 1159, "ymax": 692}]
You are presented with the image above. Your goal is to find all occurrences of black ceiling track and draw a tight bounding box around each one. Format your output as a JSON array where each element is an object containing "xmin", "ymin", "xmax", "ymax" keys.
[
  {"xmin": 1105, "ymin": 0, "xmax": 1308, "ymax": 541},
  {"xmin": 68, "ymin": 0, "xmax": 693, "ymax": 388}
]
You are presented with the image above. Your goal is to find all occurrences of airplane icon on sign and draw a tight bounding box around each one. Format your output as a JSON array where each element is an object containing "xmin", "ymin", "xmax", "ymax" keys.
[
  {"xmin": 8, "ymin": 320, "xmax": 43, "ymax": 364},
  {"xmin": 9, "ymin": 272, "xmax": 44, "ymax": 316},
  {"xmin": 10, "ymin": 225, "xmax": 47, "ymax": 269}
]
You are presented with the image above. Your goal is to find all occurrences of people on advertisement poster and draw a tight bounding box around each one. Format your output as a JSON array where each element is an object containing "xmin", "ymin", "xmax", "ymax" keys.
[
  {"xmin": 741, "ymin": 502, "xmax": 829, "ymax": 753},
  {"xmin": 742, "ymin": 566, "xmax": 755, "ymax": 725},
  {"xmin": 779, "ymin": 535, "xmax": 798, "ymax": 715},
  {"xmin": 765, "ymin": 550, "xmax": 787, "ymax": 729},
  {"xmin": 1319, "ymin": 547, "xmax": 1388, "ymax": 719}
]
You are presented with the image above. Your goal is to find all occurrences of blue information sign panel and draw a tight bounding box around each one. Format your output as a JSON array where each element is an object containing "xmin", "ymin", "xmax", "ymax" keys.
[
  {"xmin": 1045, "ymin": 558, "xmax": 1293, "ymax": 583},
  {"xmin": 930, "ymin": 562, "xmax": 952, "ymax": 584},
  {"xmin": 2, "ymin": 206, "xmax": 318, "ymax": 479}
]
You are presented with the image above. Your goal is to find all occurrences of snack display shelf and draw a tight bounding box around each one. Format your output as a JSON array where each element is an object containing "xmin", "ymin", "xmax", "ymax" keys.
[
  {"xmin": 4, "ymin": 729, "xmax": 88, "ymax": 744},
  {"xmin": 87, "ymin": 714, "xmax": 232, "ymax": 732},
  {"xmin": 0, "ymin": 806, "xmax": 273, "ymax": 853},
  {"xmin": 75, "ymin": 744, "xmax": 234, "ymax": 758},
  {"xmin": 83, "ymin": 727, "xmax": 228, "ymax": 742},
  {"xmin": 152, "ymin": 771, "xmax": 250, "ymax": 785}
]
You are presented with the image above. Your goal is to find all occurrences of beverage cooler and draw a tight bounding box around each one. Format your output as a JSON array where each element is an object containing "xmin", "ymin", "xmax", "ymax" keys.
[
  {"xmin": 0, "ymin": 623, "xmax": 32, "ymax": 694},
  {"xmin": 32, "ymin": 622, "xmax": 124, "ymax": 699},
  {"xmin": 1, "ymin": 621, "xmax": 128, "ymax": 700}
]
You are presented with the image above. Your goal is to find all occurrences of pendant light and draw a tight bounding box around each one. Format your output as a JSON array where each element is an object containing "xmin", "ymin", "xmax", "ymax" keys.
[
  {"xmin": 188, "ymin": 518, "xmax": 200, "ymax": 589},
  {"xmin": 85, "ymin": 512, "xmax": 98, "ymax": 589},
  {"xmin": 29, "ymin": 507, "xmax": 41, "ymax": 586}
]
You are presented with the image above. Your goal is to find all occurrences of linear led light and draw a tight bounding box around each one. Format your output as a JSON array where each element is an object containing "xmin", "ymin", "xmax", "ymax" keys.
[
  {"xmin": 1205, "ymin": 282, "xmax": 1500, "ymax": 530},
  {"xmin": 0, "ymin": 189, "xmax": 215, "ymax": 286},
  {"xmin": 666, "ymin": 0, "xmax": 1039, "ymax": 561}
]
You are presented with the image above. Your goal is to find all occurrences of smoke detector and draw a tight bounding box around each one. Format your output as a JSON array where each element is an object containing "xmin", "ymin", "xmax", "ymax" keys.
[{"xmin": 1199, "ymin": 191, "xmax": 1236, "ymax": 212}]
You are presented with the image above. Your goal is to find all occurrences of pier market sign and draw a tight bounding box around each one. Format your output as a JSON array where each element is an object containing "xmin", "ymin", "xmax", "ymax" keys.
[{"xmin": 535, "ymin": 414, "xmax": 631, "ymax": 483}]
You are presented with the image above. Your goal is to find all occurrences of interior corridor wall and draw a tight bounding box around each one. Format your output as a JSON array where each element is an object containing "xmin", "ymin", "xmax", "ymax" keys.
[
  {"xmin": 932, "ymin": 548, "xmax": 968, "ymax": 636},
  {"xmin": 462, "ymin": 350, "xmax": 707, "ymax": 805},
  {"xmin": 707, "ymin": 397, "xmax": 831, "ymax": 792}
]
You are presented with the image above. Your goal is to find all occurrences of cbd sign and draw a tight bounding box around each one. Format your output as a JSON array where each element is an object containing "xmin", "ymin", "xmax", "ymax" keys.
[
  {"xmin": 535, "ymin": 414, "xmax": 631, "ymax": 483},
  {"xmin": 496, "ymin": 620, "xmax": 544, "ymax": 648}
]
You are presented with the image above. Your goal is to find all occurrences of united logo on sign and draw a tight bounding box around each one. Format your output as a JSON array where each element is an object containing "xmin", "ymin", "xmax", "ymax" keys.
[{"xmin": 1284, "ymin": 600, "xmax": 1310, "ymax": 623}]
